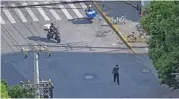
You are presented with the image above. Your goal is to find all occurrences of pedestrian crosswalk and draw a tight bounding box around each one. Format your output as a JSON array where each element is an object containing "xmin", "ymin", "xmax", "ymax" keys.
[
  {"xmin": 44, "ymin": 1, "xmax": 61, "ymax": 20},
  {"xmin": 0, "ymin": 1, "xmax": 88, "ymax": 24},
  {"xmin": 11, "ymin": 4, "xmax": 27, "ymax": 22},
  {"xmin": 2, "ymin": 5, "xmax": 16, "ymax": 24},
  {"xmin": 0, "ymin": 16, "xmax": 6, "ymax": 24},
  {"xmin": 33, "ymin": 2, "xmax": 50, "ymax": 21},
  {"xmin": 59, "ymin": 4, "xmax": 73, "ymax": 19},
  {"xmin": 22, "ymin": 2, "xmax": 39, "ymax": 22},
  {"xmin": 69, "ymin": 4, "xmax": 83, "ymax": 18}
]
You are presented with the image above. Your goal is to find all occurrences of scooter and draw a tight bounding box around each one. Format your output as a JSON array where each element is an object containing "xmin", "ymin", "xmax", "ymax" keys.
[
  {"xmin": 47, "ymin": 31, "xmax": 54, "ymax": 39},
  {"xmin": 85, "ymin": 9, "xmax": 96, "ymax": 23},
  {"xmin": 54, "ymin": 32, "xmax": 61, "ymax": 43}
]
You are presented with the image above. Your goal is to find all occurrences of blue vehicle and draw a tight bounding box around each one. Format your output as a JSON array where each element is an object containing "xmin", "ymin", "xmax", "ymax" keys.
[{"xmin": 85, "ymin": 9, "xmax": 96, "ymax": 23}]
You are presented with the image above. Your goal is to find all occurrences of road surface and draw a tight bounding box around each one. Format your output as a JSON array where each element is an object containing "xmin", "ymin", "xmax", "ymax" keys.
[{"xmin": 1, "ymin": 1, "xmax": 177, "ymax": 98}]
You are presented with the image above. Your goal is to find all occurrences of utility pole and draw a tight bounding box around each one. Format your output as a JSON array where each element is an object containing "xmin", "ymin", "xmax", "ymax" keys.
[
  {"xmin": 21, "ymin": 45, "xmax": 51, "ymax": 98},
  {"xmin": 20, "ymin": 79, "xmax": 54, "ymax": 98}
]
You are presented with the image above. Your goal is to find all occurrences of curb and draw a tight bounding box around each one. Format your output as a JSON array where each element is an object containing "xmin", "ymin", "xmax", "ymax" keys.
[{"xmin": 92, "ymin": 1, "xmax": 136, "ymax": 54}]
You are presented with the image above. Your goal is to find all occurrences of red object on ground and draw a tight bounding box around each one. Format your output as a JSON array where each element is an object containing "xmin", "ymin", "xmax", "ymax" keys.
[{"xmin": 140, "ymin": 11, "xmax": 144, "ymax": 17}]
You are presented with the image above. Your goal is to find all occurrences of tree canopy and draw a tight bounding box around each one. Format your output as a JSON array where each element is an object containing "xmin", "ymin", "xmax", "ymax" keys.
[
  {"xmin": 1, "ymin": 79, "xmax": 35, "ymax": 98},
  {"xmin": 140, "ymin": 1, "xmax": 179, "ymax": 89},
  {"xmin": 7, "ymin": 85, "xmax": 35, "ymax": 98},
  {"xmin": 1, "ymin": 83, "xmax": 9, "ymax": 98}
]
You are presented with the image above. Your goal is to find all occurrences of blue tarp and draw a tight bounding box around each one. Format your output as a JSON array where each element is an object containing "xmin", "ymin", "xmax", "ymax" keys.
[{"xmin": 86, "ymin": 10, "xmax": 96, "ymax": 19}]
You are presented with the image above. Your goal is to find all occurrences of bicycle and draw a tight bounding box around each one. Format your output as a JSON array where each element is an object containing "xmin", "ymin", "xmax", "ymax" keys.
[
  {"xmin": 127, "ymin": 32, "xmax": 147, "ymax": 43},
  {"xmin": 109, "ymin": 15, "xmax": 126, "ymax": 24}
]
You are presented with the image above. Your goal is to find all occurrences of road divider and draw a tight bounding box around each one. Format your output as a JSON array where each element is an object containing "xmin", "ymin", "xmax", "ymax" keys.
[{"xmin": 93, "ymin": 1, "xmax": 136, "ymax": 53}]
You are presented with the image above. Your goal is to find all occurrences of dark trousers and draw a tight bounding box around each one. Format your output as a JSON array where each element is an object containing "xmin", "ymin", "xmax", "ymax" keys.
[
  {"xmin": 113, "ymin": 73, "xmax": 119, "ymax": 84},
  {"xmin": 49, "ymin": 88, "xmax": 53, "ymax": 98}
]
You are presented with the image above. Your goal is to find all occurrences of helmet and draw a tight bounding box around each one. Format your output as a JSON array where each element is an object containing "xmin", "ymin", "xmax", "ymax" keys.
[
  {"xmin": 51, "ymin": 23, "xmax": 54, "ymax": 26},
  {"xmin": 89, "ymin": 5, "xmax": 92, "ymax": 8}
]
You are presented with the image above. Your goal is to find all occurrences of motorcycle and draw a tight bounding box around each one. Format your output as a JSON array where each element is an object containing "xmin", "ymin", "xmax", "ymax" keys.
[
  {"xmin": 52, "ymin": 28, "xmax": 61, "ymax": 43},
  {"xmin": 44, "ymin": 24, "xmax": 61, "ymax": 43}
]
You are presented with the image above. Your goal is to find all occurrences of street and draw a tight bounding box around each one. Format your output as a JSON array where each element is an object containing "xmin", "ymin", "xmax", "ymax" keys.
[{"xmin": 1, "ymin": 1, "xmax": 177, "ymax": 98}]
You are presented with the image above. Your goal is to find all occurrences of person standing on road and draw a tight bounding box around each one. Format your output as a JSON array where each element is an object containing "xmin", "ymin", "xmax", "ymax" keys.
[{"xmin": 112, "ymin": 65, "xmax": 120, "ymax": 85}]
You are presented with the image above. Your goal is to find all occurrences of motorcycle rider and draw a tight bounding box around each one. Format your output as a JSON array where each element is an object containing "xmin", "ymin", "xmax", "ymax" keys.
[
  {"xmin": 49, "ymin": 23, "xmax": 56, "ymax": 33},
  {"xmin": 87, "ymin": 5, "xmax": 93, "ymax": 11}
]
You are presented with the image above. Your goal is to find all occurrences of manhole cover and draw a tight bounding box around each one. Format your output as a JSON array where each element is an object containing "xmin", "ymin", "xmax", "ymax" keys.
[
  {"xmin": 141, "ymin": 68, "xmax": 150, "ymax": 73},
  {"xmin": 85, "ymin": 75, "xmax": 94, "ymax": 80}
]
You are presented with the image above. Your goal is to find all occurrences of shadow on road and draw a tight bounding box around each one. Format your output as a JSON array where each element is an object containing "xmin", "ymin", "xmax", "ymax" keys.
[
  {"xmin": 27, "ymin": 36, "xmax": 56, "ymax": 43},
  {"xmin": 70, "ymin": 18, "xmax": 92, "ymax": 24}
]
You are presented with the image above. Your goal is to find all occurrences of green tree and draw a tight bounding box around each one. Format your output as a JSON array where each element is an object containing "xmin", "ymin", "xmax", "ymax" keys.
[
  {"xmin": 140, "ymin": 1, "xmax": 179, "ymax": 89},
  {"xmin": 1, "ymin": 79, "xmax": 8, "ymax": 88},
  {"xmin": 1, "ymin": 79, "xmax": 9, "ymax": 98},
  {"xmin": 1, "ymin": 79, "xmax": 35, "ymax": 98},
  {"xmin": 1, "ymin": 83, "xmax": 9, "ymax": 98},
  {"xmin": 7, "ymin": 85, "xmax": 35, "ymax": 98}
]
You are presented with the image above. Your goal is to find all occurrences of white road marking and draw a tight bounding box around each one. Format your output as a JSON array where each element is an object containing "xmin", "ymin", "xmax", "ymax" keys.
[
  {"xmin": 22, "ymin": 3, "xmax": 39, "ymax": 21},
  {"xmin": 11, "ymin": 4, "xmax": 27, "ymax": 22},
  {"xmin": 33, "ymin": 2, "xmax": 50, "ymax": 21},
  {"xmin": 2, "ymin": 5, "xmax": 16, "ymax": 23},
  {"xmin": 69, "ymin": 4, "xmax": 83, "ymax": 18},
  {"xmin": 44, "ymin": 1, "xmax": 61, "ymax": 20},
  {"xmin": 79, "ymin": 2, "xmax": 87, "ymax": 10},
  {"xmin": 0, "ymin": 16, "xmax": 6, "ymax": 24},
  {"xmin": 59, "ymin": 4, "xmax": 73, "ymax": 19}
]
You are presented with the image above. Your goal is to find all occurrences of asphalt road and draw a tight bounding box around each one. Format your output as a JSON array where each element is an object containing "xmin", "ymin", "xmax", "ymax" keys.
[
  {"xmin": 1, "ymin": 1, "xmax": 176, "ymax": 98},
  {"xmin": 95, "ymin": 1, "xmax": 141, "ymax": 22}
]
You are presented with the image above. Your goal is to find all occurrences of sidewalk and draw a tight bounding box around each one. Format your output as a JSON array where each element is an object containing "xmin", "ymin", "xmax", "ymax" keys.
[
  {"xmin": 96, "ymin": 1, "xmax": 148, "ymax": 54},
  {"xmin": 99, "ymin": 16, "xmax": 148, "ymax": 54},
  {"xmin": 115, "ymin": 19, "xmax": 148, "ymax": 54}
]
